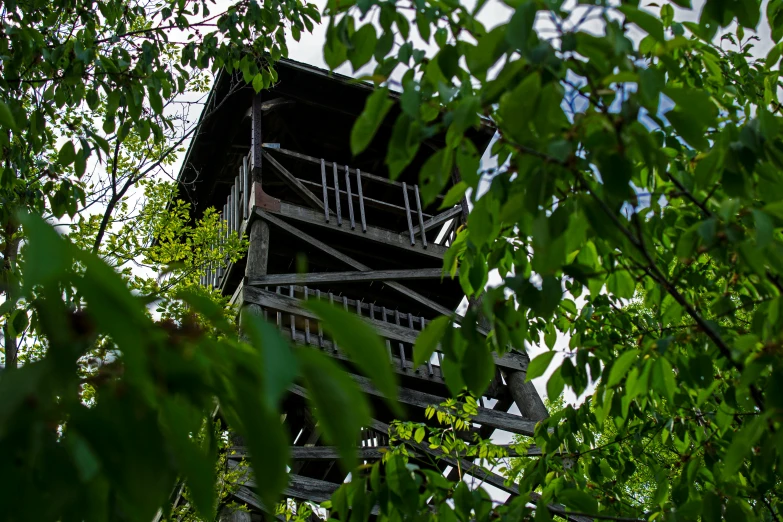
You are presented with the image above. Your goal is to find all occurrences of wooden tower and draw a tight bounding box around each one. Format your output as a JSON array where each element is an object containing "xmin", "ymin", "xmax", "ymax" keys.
[{"xmin": 176, "ymin": 59, "xmax": 548, "ymax": 519}]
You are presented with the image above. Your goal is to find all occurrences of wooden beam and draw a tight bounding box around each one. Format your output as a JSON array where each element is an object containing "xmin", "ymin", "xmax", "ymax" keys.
[
  {"xmin": 247, "ymin": 268, "xmax": 449, "ymax": 286},
  {"xmin": 349, "ymin": 376, "xmax": 538, "ymax": 436},
  {"xmin": 269, "ymin": 202, "xmax": 447, "ymax": 259},
  {"xmin": 262, "ymin": 150, "xmax": 325, "ymax": 211},
  {"xmin": 241, "ymin": 286, "xmax": 529, "ymax": 374},
  {"xmin": 253, "ymin": 210, "xmax": 458, "ymax": 319},
  {"xmin": 410, "ymin": 205, "xmax": 462, "ymax": 235},
  {"xmin": 251, "ymin": 94, "xmax": 263, "ymax": 182}
]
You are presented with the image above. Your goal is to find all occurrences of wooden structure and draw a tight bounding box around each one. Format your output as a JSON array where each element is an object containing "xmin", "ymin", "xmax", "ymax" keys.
[{"xmin": 177, "ymin": 59, "xmax": 554, "ymax": 521}]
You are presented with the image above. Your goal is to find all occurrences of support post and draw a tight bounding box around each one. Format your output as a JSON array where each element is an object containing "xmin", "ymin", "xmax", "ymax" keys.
[
  {"xmin": 506, "ymin": 371, "xmax": 549, "ymax": 421},
  {"xmin": 251, "ymin": 93, "xmax": 263, "ymax": 183},
  {"xmin": 245, "ymin": 219, "xmax": 270, "ymax": 280}
]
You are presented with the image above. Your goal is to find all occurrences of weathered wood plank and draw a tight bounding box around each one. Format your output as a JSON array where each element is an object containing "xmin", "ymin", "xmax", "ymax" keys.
[
  {"xmin": 402, "ymin": 182, "xmax": 416, "ymax": 246},
  {"xmin": 247, "ymin": 268, "xmax": 448, "ymax": 286},
  {"xmin": 262, "ymin": 150, "xmax": 325, "ymax": 211}
]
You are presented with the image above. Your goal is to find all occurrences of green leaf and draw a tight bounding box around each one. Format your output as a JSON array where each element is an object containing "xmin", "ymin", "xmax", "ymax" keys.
[
  {"xmin": 59, "ymin": 140, "xmax": 77, "ymax": 166},
  {"xmin": 413, "ymin": 315, "xmax": 450, "ymax": 367},
  {"xmin": 349, "ymin": 24, "xmax": 377, "ymax": 70},
  {"xmin": 506, "ymin": 2, "xmax": 537, "ymax": 50},
  {"xmin": 526, "ymin": 351, "xmax": 555, "ymax": 381},
  {"xmin": 240, "ymin": 307, "xmax": 299, "ymax": 411},
  {"xmin": 351, "ymin": 87, "xmax": 394, "ymax": 156},
  {"xmin": 227, "ymin": 369, "xmax": 290, "ymax": 511},
  {"xmin": 607, "ymin": 269, "xmax": 635, "ymax": 299},
  {"xmin": 298, "ymin": 349, "xmax": 372, "ymax": 473},
  {"xmin": 440, "ymin": 181, "xmax": 468, "ymax": 209},
  {"xmin": 619, "ymin": 5, "xmax": 665, "ymax": 41},
  {"xmin": 307, "ymin": 300, "xmax": 400, "ymax": 415},
  {"xmin": 461, "ymin": 342, "xmax": 495, "ymax": 396},
  {"xmin": 0, "ymin": 101, "xmax": 18, "ymax": 131},
  {"xmin": 148, "ymin": 88, "xmax": 164, "ymax": 115},
  {"xmin": 558, "ymin": 489, "xmax": 598, "ymax": 515},
  {"xmin": 607, "ymin": 349, "xmax": 639, "ymax": 387},
  {"xmin": 159, "ymin": 398, "xmax": 216, "ymax": 520},
  {"xmin": 414, "ymin": 426, "xmax": 425, "ymax": 443},
  {"xmin": 546, "ymin": 366, "xmax": 565, "ymax": 400},
  {"xmin": 653, "ymin": 357, "xmax": 676, "ymax": 402}
]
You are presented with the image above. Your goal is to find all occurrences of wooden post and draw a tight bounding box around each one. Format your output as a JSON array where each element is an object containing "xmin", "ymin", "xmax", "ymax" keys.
[
  {"xmin": 245, "ymin": 219, "xmax": 270, "ymax": 280},
  {"xmin": 506, "ymin": 371, "xmax": 549, "ymax": 422},
  {"xmin": 251, "ymin": 94, "xmax": 263, "ymax": 183}
]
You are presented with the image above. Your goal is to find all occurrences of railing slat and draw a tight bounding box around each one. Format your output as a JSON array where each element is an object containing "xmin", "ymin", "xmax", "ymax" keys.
[
  {"xmin": 332, "ymin": 163, "xmax": 342, "ymax": 226},
  {"xmin": 382, "ymin": 307, "xmax": 393, "ymax": 361},
  {"xmin": 395, "ymin": 310, "xmax": 407, "ymax": 370},
  {"xmin": 320, "ymin": 159, "xmax": 330, "ymax": 223},
  {"xmin": 345, "ymin": 165, "xmax": 355, "ymax": 230},
  {"xmin": 356, "ymin": 169, "xmax": 367, "ymax": 233},
  {"xmin": 243, "ymin": 155, "xmax": 250, "ymax": 220},
  {"xmin": 316, "ymin": 289, "xmax": 325, "ymax": 349},
  {"xmin": 402, "ymin": 182, "xmax": 415, "ymax": 246}
]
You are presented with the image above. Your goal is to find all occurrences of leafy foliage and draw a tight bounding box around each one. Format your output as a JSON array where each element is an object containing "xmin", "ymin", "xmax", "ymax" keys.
[{"xmin": 326, "ymin": 0, "xmax": 783, "ymax": 519}]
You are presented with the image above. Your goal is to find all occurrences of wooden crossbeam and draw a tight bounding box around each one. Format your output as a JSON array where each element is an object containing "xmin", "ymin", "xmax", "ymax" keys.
[
  {"xmin": 410, "ymin": 205, "xmax": 462, "ymax": 236},
  {"xmin": 267, "ymin": 203, "xmax": 448, "ymax": 259},
  {"xmin": 242, "ymin": 286, "xmax": 529, "ymax": 374},
  {"xmin": 262, "ymin": 150, "xmax": 325, "ymax": 211},
  {"xmin": 247, "ymin": 268, "xmax": 448, "ymax": 287}
]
